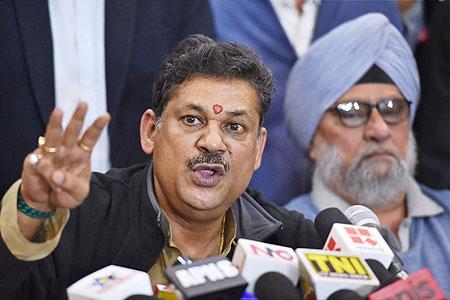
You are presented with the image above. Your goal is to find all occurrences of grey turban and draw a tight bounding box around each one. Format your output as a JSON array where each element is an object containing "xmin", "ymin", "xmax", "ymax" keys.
[{"xmin": 284, "ymin": 13, "xmax": 420, "ymax": 153}]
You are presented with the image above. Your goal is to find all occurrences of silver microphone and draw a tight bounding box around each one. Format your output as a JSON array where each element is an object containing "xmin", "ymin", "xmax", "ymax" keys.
[{"xmin": 344, "ymin": 205, "xmax": 408, "ymax": 280}]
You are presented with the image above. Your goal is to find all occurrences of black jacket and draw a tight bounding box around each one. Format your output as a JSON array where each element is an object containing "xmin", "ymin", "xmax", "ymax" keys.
[{"xmin": 0, "ymin": 163, "xmax": 320, "ymax": 299}]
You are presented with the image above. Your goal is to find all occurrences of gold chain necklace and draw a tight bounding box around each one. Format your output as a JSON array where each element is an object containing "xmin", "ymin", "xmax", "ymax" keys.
[{"xmin": 218, "ymin": 213, "xmax": 226, "ymax": 255}]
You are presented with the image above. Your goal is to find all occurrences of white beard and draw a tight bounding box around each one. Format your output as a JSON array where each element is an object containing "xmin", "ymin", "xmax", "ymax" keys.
[{"xmin": 314, "ymin": 131, "xmax": 417, "ymax": 209}]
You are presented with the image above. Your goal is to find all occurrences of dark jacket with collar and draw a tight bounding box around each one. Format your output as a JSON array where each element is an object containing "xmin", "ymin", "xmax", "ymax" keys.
[
  {"xmin": 0, "ymin": 0, "xmax": 214, "ymax": 197},
  {"xmin": 0, "ymin": 162, "xmax": 321, "ymax": 300}
]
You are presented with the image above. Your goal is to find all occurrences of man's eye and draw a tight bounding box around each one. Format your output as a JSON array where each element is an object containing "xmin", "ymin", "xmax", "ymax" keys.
[
  {"xmin": 183, "ymin": 115, "xmax": 202, "ymax": 125},
  {"xmin": 226, "ymin": 123, "xmax": 244, "ymax": 133}
]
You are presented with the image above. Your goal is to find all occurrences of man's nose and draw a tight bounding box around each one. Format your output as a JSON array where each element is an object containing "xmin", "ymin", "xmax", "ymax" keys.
[
  {"xmin": 363, "ymin": 109, "xmax": 391, "ymax": 143},
  {"xmin": 196, "ymin": 124, "xmax": 227, "ymax": 153}
]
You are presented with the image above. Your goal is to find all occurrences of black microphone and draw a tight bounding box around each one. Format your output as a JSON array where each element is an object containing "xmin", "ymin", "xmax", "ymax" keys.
[
  {"xmin": 344, "ymin": 205, "xmax": 408, "ymax": 279},
  {"xmin": 314, "ymin": 207, "xmax": 352, "ymax": 245},
  {"xmin": 327, "ymin": 289, "xmax": 365, "ymax": 300},
  {"xmin": 365, "ymin": 259, "xmax": 398, "ymax": 288},
  {"xmin": 253, "ymin": 272, "xmax": 302, "ymax": 300},
  {"xmin": 124, "ymin": 296, "xmax": 160, "ymax": 299}
]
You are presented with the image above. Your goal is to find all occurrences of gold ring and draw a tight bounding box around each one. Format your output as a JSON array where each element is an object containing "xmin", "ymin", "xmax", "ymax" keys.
[
  {"xmin": 78, "ymin": 141, "xmax": 92, "ymax": 153},
  {"xmin": 38, "ymin": 136, "xmax": 59, "ymax": 153}
]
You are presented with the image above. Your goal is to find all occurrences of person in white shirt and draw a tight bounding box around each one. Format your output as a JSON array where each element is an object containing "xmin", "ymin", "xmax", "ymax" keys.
[{"xmin": 0, "ymin": 0, "xmax": 214, "ymax": 196}]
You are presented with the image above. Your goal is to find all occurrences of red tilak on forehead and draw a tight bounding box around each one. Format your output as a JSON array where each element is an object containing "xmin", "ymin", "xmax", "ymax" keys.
[{"xmin": 213, "ymin": 104, "xmax": 223, "ymax": 114}]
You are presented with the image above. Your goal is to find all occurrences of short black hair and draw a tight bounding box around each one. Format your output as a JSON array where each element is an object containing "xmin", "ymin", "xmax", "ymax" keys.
[{"xmin": 152, "ymin": 34, "xmax": 273, "ymax": 126}]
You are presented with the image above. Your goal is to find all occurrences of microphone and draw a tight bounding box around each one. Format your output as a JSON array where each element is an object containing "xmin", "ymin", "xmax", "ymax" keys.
[
  {"xmin": 365, "ymin": 257, "xmax": 447, "ymax": 300},
  {"xmin": 327, "ymin": 289, "xmax": 365, "ymax": 300},
  {"xmin": 343, "ymin": 205, "xmax": 379, "ymax": 228},
  {"xmin": 253, "ymin": 272, "xmax": 302, "ymax": 300},
  {"xmin": 66, "ymin": 265, "xmax": 154, "ymax": 300},
  {"xmin": 231, "ymin": 238, "xmax": 300, "ymax": 293},
  {"xmin": 344, "ymin": 206, "xmax": 448, "ymax": 297},
  {"xmin": 296, "ymin": 248, "xmax": 380, "ymax": 299},
  {"xmin": 315, "ymin": 207, "xmax": 352, "ymax": 245},
  {"xmin": 365, "ymin": 259, "xmax": 398, "ymax": 287},
  {"xmin": 124, "ymin": 296, "xmax": 160, "ymax": 300},
  {"xmin": 367, "ymin": 268, "xmax": 447, "ymax": 300},
  {"xmin": 164, "ymin": 255, "xmax": 247, "ymax": 300},
  {"xmin": 315, "ymin": 207, "xmax": 395, "ymax": 269},
  {"xmin": 344, "ymin": 205, "xmax": 408, "ymax": 279}
]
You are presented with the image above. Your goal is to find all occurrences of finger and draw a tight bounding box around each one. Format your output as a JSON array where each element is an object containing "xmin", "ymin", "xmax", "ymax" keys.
[
  {"xmin": 63, "ymin": 102, "xmax": 88, "ymax": 147},
  {"xmin": 79, "ymin": 114, "xmax": 111, "ymax": 151},
  {"xmin": 34, "ymin": 155, "xmax": 61, "ymax": 190},
  {"xmin": 50, "ymin": 170, "xmax": 90, "ymax": 206},
  {"xmin": 23, "ymin": 150, "xmax": 43, "ymax": 173},
  {"xmin": 34, "ymin": 158, "xmax": 89, "ymax": 200},
  {"xmin": 43, "ymin": 108, "xmax": 64, "ymax": 150},
  {"xmin": 49, "ymin": 189, "xmax": 86, "ymax": 209}
]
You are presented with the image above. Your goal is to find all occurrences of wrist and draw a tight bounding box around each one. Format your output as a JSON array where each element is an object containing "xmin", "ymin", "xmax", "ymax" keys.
[{"xmin": 18, "ymin": 186, "xmax": 55, "ymax": 219}]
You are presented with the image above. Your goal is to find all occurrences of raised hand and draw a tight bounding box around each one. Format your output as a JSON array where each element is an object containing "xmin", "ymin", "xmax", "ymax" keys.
[{"xmin": 20, "ymin": 102, "xmax": 110, "ymax": 212}]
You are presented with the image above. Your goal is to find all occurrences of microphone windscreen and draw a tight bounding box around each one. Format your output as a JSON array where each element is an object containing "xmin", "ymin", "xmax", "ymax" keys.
[
  {"xmin": 314, "ymin": 207, "xmax": 351, "ymax": 243},
  {"xmin": 327, "ymin": 289, "xmax": 365, "ymax": 300},
  {"xmin": 253, "ymin": 272, "xmax": 301, "ymax": 300},
  {"xmin": 344, "ymin": 205, "xmax": 380, "ymax": 228},
  {"xmin": 365, "ymin": 259, "xmax": 398, "ymax": 287}
]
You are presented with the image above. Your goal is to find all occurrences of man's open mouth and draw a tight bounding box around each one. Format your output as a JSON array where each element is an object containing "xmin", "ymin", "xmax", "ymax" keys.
[{"xmin": 191, "ymin": 164, "xmax": 225, "ymax": 187}]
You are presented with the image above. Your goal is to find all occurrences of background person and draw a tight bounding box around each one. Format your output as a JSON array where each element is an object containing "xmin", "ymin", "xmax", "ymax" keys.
[
  {"xmin": 0, "ymin": 0, "xmax": 215, "ymax": 197},
  {"xmin": 284, "ymin": 14, "xmax": 450, "ymax": 296},
  {"xmin": 209, "ymin": 0, "xmax": 403, "ymax": 205}
]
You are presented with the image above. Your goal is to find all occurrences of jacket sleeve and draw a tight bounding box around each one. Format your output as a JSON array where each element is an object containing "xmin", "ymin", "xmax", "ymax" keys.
[
  {"xmin": 0, "ymin": 180, "xmax": 71, "ymax": 299},
  {"xmin": 0, "ymin": 173, "xmax": 117, "ymax": 300},
  {"xmin": 0, "ymin": 180, "xmax": 69, "ymax": 261}
]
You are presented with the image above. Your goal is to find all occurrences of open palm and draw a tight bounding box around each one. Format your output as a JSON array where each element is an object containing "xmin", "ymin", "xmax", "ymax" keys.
[{"xmin": 20, "ymin": 102, "xmax": 110, "ymax": 211}]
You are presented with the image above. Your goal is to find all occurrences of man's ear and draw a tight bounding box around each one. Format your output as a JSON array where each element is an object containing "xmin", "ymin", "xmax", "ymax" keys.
[
  {"xmin": 140, "ymin": 109, "xmax": 158, "ymax": 155},
  {"xmin": 253, "ymin": 127, "xmax": 267, "ymax": 170}
]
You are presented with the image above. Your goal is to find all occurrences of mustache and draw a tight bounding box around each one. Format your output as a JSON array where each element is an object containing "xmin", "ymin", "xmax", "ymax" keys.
[
  {"xmin": 187, "ymin": 152, "xmax": 230, "ymax": 173},
  {"xmin": 355, "ymin": 143, "xmax": 401, "ymax": 167}
]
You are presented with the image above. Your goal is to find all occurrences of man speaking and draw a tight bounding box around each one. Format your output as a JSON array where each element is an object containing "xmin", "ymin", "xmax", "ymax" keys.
[{"xmin": 0, "ymin": 35, "xmax": 320, "ymax": 299}]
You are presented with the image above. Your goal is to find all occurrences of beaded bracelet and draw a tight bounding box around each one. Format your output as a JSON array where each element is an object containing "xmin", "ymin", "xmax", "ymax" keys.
[{"xmin": 17, "ymin": 192, "xmax": 55, "ymax": 219}]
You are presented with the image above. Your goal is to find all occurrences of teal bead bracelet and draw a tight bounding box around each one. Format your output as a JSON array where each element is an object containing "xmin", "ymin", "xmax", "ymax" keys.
[{"xmin": 17, "ymin": 193, "xmax": 55, "ymax": 219}]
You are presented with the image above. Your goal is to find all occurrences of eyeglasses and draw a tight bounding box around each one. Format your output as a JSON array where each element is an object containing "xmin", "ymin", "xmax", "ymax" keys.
[{"xmin": 329, "ymin": 98, "xmax": 411, "ymax": 128}]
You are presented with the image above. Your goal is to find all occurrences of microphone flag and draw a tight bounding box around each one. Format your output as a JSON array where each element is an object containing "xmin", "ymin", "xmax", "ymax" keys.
[
  {"xmin": 165, "ymin": 255, "xmax": 247, "ymax": 300},
  {"xmin": 324, "ymin": 224, "xmax": 395, "ymax": 268},
  {"xmin": 368, "ymin": 268, "xmax": 447, "ymax": 300},
  {"xmin": 231, "ymin": 238, "xmax": 300, "ymax": 293},
  {"xmin": 66, "ymin": 265, "xmax": 153, "ymax": 300},
  {"xmin": 296, "ymin": 248, "xmax": 379, "ymax": 300}
]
